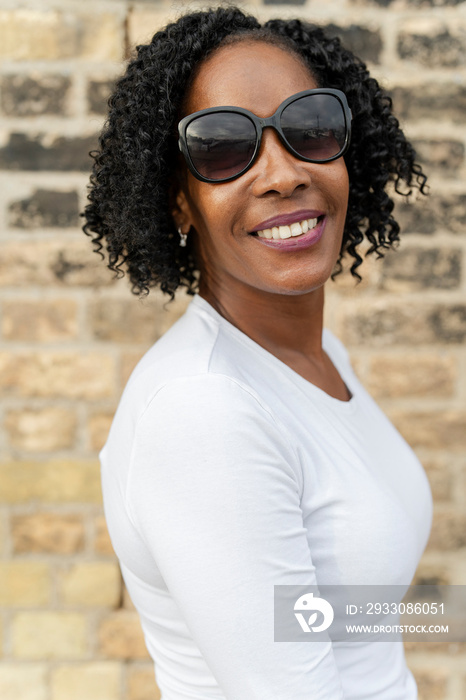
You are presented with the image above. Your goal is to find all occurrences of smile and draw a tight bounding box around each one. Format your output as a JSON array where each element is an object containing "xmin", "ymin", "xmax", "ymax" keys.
[
  {"xmin": 250, "ymin": 215, "xmax": 326, "ymax": 251},
  {"xmin": 255, "ymin": 217, "xmax": 320, "ymax": 240}
]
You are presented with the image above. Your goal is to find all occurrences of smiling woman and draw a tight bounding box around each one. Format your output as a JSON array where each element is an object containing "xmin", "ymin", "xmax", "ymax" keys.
[{"xmin": 82, "ymin": 6, "xmax": 431, "ymax": 699}]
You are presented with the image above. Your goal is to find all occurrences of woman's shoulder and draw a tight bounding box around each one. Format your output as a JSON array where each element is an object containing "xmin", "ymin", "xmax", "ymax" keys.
[
  {"xmin": 118, "ymin": 295, "xmax": 265, "ymax": 418},
  {"xmin": 128, "ymin": 296, "xmax": 218, "ymax": 383}
]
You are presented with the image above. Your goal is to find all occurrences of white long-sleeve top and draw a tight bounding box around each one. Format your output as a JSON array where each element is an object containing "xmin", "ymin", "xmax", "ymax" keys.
[{"xmin": 101, "ymin": 294, "xmax": 433, "ymax": 700}]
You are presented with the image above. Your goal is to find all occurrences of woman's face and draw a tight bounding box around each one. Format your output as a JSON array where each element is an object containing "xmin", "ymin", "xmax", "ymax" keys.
[{"xmin": 174, "ymin": 40, "xmax": 349, "ymax": 301}]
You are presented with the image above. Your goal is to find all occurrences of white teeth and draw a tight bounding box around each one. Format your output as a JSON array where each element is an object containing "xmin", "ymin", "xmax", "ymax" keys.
[{"xmin": 256, "ymin": 217, "xmax": 319, "ymax": 239}]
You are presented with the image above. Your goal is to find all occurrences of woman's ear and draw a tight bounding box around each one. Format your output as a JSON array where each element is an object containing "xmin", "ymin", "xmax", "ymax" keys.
[{"xmin": 171, "ymin": 189, "xmax": 193, "ymax": 235}]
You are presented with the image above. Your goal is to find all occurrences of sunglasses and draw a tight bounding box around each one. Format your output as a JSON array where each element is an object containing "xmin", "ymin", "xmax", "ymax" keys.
[{"xmin": 178, "ymin": 88, "xmax": 352, "ymax": 184}]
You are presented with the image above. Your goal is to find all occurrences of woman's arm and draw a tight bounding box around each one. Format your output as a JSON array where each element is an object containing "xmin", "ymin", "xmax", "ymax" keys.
[{"xmin": 126, "ymin": 373, "xmax": 345, "ymax": 700}]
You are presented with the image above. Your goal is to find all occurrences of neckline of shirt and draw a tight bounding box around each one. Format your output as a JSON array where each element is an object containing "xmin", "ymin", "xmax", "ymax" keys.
[{"xmin": 191, "ymin": 294, "xmax": 358, "ymax": 414}]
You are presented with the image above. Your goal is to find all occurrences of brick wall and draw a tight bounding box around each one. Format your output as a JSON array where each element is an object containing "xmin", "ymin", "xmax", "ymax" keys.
[{"xmin": 0, "ymin": 1, "xmax": 465, "ymax": 698}]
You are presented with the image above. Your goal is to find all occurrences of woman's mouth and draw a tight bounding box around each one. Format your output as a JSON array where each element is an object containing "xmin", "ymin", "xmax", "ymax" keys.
[
  {"xmin": 250, "ymin": 215, "xmax": 326, "ymax": 250},
  {"xmin": 255, "ymin": 216, "xmax": 321, "ymax": 240}
]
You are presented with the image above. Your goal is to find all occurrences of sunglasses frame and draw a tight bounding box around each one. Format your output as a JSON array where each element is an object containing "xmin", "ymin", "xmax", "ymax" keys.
[{"xmin": 177, "ymin": 88, "xmax": 352, "ymax": 184}]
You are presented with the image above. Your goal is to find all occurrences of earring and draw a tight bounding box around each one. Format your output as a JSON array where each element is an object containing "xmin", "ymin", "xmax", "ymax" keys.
[{"xmin": 178, "ymin": 227, "xmax": 187, "ymax": 247}]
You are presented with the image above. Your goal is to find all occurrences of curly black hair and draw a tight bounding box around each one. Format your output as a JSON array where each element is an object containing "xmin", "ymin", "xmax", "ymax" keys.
[{"xmin": 82, "ymin": 5, "xmax": 427, "ymax": 298}]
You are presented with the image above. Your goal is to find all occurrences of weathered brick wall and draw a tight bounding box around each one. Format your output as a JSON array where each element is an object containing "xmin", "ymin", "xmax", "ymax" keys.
[{"xmin": 0, "ymin": 1, "xmax": 465, "ymax": 698}]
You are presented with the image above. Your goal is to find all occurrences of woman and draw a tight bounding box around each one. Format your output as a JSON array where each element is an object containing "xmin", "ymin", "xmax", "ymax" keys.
[{"xmin": 83, "ymin": 6, "xmax": 432, "ymax": 699}]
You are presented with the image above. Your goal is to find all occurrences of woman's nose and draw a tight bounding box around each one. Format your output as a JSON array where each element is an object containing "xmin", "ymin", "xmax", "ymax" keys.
[{"xmin": 249, "ymin": 127, "xmax": 312, "ymax": 198}]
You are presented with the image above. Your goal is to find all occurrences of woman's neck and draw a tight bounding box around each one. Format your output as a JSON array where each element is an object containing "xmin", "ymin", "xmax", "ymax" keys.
[{"xmin": 198, "ymin": 278, "xmax": 326, "ymax": 362}]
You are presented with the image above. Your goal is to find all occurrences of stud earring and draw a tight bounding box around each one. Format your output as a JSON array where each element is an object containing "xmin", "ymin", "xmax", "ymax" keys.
[{"xmin": 178, "ymin": 228, "xmax": 187, "ymax": 247}]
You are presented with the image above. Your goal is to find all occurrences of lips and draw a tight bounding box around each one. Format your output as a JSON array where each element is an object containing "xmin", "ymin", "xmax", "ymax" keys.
[{"xmin": 251, "ymin": 215, "xmax": 326, "ymax": 251}]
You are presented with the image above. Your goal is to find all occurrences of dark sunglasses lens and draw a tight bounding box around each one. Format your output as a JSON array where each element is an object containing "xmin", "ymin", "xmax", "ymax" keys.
[
  {"xmin": 186, "ymin": 112, "xmax": 256, "ymax": 181},
  {"xmin": 281, "ymin": 94, "xmax": 347, "ymax": 161}
]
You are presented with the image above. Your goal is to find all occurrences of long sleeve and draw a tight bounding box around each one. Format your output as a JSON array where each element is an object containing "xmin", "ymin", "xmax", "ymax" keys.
[{"xmin": 125, "ymin": 373, "xmax": 345, "ymax": 700}]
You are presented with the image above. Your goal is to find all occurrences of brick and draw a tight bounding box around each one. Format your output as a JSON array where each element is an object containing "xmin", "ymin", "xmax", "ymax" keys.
[
  {"xmin": 412, "ymin": 139, "xmax": 464, "ymax": 175},
  {"xmin": 340, "ymin": 301, "xmax": 466, "ymax": 345},
  {"xmin": 369, "ymin": 0, "xmax": 463, "ymax": 6},
  {"xmin": 0, "ymin": 10, "xmax": 123, "ymax": 61},
  {"xmin": 0, "ymin": 132, "xmax": 97, "ymax": 171},
  {"xmin": 0, "ymin": 515, "xmax": 5, "ymax": 557},
  {"xmin": 454, "ymin": 555, "xmax": 466, "ymax": 585},
  {"xmin": 430, "ymin": 305, "xmax": 466, "ymax": 343},
  {"xmin": 12, "ymin": 512, "xmax": 85, "ymax": 554},
  {"xmin": 322, "ymin": 24, "xmax": 382, "ymax": 64},
  {"xmin": 94, "ymin": 514, "xmax": 115, "ymax": 556},
  {"xmin": 427, "ymin": 508, "xmax": 466, "ymax": 550},
  {"xmin": 367, "ymin": 353, "xmax": 456, "ymax": 399},
  {"xmin": 87, "ymin": 80, "xmax": 115, "ymax": 115},
  {"xmin": 380, "ymin": 247, "xmax": 462, "ymax": 291},
  {"xmin": 398, "ymin": 22, "xmax": 466, "ymax": 67},
  {"xmin": 388, "ymin": 410, "xmax": 466, "ymax": 450},
  {"xmin": 1, "ymin": 75, "xmax": 71, "ymax": 117},
  {"xmin": 127, "ymin": 10, "xmax": 171, "ymax": 47},
  {"xmin": 2, "ymin": 300, "xmax": 78, "ymax": 342},
  {"xmin": 128, "ymin": 665, "xmax": 161, "ymax": 700},
  {"xmin": 412, "ymin": 564, "xmax": 450, "ymax": 586},
  {"xmin": 8, "ymin": 189, "xmax": 79, "ymax": 228},
  {"xmin": 12, "ymin": 612, "xmax": 87, "ymax": 659},
  {"xmin": 98, "ymin": 611, "xmax": 150, "ymax": 659},
  {"xmin": 0, "ymin": 351, "xmax": 115, "ymax": 399},
  {"xmin": 89, "ymin": 299, "xmax": 159, "ymax": 343},
  {"xmin": 0, "ymin": 664, "xmax": 47, "ymax": 700},
  {"xmin": 391, "ymin": 84, "xmax": 466, "ymax": 124},
  {"xmin": 0, "ymin": 460, "xmax": 102, "ymax": 504},
  {"xmin": 51, "ymin": 663, "xmax": 121, "ymax": 700},
  {"xmin": 420, "ymin": 456, "xmax": 453, "ymax": 502},
  {"xmin": 0, "ymin": 562, "xmax": 50, "ymax": 606},
  {"xmin": 411, "ymin": 667, "xmax": 448, "ymax": 700},
  {"xmin": 6, "ymin": 407, "xmax": 77, "ymax": 451},
  {"xmin": 0, "ymin": 239, "xmax": 115, "ymax": 287},
  {"xmin": 88, "ymin": 412, "xmax": 114, "ymax": 453},
  {"xmin": 90, "ymin": 292, "xmax": 189, "ymax": 343},
  {"xmin": 394, "ymin": 193, "xmax": 466, "ymax": 235},
  {"xmin": 264, "ymin": 0, "xmax": 306, "ymax": 4},
  {"xmin": 405, "ymin": 640, "xmax": 466, "ymax": 654},
  {"xmin": 59, "ymin": 562, "xmax": 121, "ymax": 607}
]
